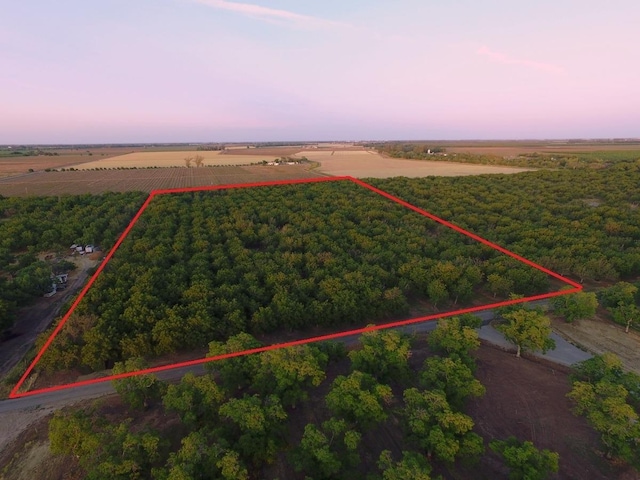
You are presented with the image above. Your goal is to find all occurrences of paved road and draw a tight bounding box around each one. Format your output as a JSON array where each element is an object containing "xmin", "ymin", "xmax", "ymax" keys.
[
  {"xmin": 478, "ymin": 326, "xmax": 592, "ymax": 366},
  {"xmin": 0, "ymin": 300, "xmax": 591, "ymax": 414},
  {"xmin": 0, "ymin": 364, "xmax": 207, "ymax": 414}
]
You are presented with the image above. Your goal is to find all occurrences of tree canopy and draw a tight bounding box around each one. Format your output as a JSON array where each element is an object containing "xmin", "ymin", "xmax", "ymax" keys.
[
  {"xmin": 551, "ymin": 289, "xmax": 598, "ymax": 323},
  {"xmin": 496, "ymin": 309, "xmax": 556, "ymax": 358},
  {"xmin": 36, "ymin": 181, "xmax": 554, "ymax": 373},
  {"xmin": 490, "ymin": 437, "xmax": 559, "ymax": 480}
]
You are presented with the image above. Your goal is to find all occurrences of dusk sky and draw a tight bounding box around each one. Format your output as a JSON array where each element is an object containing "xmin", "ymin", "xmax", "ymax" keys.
[{"xmin": 2, "ymin": 1, "xmax": 639, "ymax": 143}]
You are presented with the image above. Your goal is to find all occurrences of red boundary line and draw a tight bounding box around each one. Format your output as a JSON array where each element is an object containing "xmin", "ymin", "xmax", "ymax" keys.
[{"xmin": 10, "ymin": 176, "xmax": 581, "ymax": 399}]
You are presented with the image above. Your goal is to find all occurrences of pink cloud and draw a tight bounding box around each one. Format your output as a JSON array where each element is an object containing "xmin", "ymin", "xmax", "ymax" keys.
[
  {"xmin": 192, "ymin": 0, "xmax": 346, "ymax": 28},
  {"xmin": 477, "ymin": 45, "xmax": 565, "ymax": 75}
]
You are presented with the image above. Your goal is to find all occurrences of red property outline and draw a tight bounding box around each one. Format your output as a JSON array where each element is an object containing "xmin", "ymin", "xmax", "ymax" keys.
[{"xmin": 10, "ymin": 176, "xmax": 582, "ymax": 399}]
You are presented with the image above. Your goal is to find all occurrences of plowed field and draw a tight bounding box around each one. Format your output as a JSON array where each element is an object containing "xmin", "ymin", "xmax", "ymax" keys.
[{"xmin": 0, "ymin": 165, "xmax": 322, "ymax": 196}]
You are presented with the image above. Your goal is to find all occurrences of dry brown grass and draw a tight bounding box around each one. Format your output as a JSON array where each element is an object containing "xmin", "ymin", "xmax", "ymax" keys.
[
  {"xmin": 445, "ymin": 143, "xmax": 640, "ymax": 156},
  {"xmin": 552, "ymin": 314, "xmax": 640, "ymax": 375},
  {"xmin": 302, "ymin": 150, "xmax": 533, "ymax": 178},
  {"xmin": 73, "ymin": 151, "xmax": 267, "ymax": 169}
]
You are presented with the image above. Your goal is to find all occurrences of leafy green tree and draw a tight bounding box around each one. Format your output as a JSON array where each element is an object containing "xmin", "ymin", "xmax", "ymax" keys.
[
  {"xmin": 568, "ymin": 380, "xmax": 640, "ymax": 463},
  {"xmin": 571, "ymin": 352, "xmax": 625, "ymax": 384},
  {"xmin": 35, "ymin": 326, "xmax": 82, "ymax": 374},
  {"xmin": 571, "ymin": 353, "xmax": 640, "ymax": 409},
  {"xmin": 428, "ymin": 317, "xmax": 480, "ymax": 368},
  {"xmin": 206, "ymin": 333, "xmax": 262, "ymax": 391},
  {"xmin": 551, "ymin": 290, "xmax": 598, "ymax": 323},
  {"xmin": 610, "ymin": 302, "xmax": 640, "ymax": 333},
  {"xmin": 90, "ymin": 422, "xmax": 166, "ymax": 480},
  {"xmin": 13, "ymin": 260, "xmax": 54, "ymax": 295},
  {"xmin": 157, "ymin": 431, "xmax": 247, "ymax": 480},
  {"xmin": 496, "ymin": 309, "xmax": 555, "ymax": 358},
  {"xmin": 218, "ymin": 394, "xmax": 287, "ymax": 465},
  {"xmin": 427, "ymin": 279, "xmax": 448, "ymax": 308},
  {"xmin": 378, "ymin": 450, "xmax": 433, "ymax": 480},
  {"xmin": 163, "ymin": 373, "xmax": 226, "ymax": 429},
  {"xmin": 598, "ymin": 281, "xmax": 638, "ymax": 309},
  {"xmin": 81, "ymin": 326, "xmax": 116, "ymax": 371},
  {"xmin": 494, "ymin": 293, "xmax": 528, "ymax": 318},
  {"xmin": 402, "ymin": 388, "xmax": 483, "ymax": 464},
  {"xmin": 291, "ymin": 418, "xmax": 361, "ymax": 479},
  {"xmin": 326, "ymin": 371, "xmax": 393, "ymax": 430},
  {"xmin": 50, "ymin": 412, "xmax": 167, "ymax": 479},
  {"xmin": 253, "ymin": 345, "xmax": 327, "ymax": 407},
  {"xmin": 215, "ymin": 450, "xmax": 248, "ymax": 480},
  {"xmin": 457, "ymin": 312, "xmax": 483, "ymax": 329},
  {"xmin": 348, "ymin": 327, "xmax": 411, "ymax": 382},
  {"xmin": 420, "ymin": 356, "xmax": 485, "ymax": 409},
  {"xmin": 489, "ymin": 437, "xmax": 559, "ymax": 480},
  {"xmin": 111, "ymin": 357, "xmax": 166, "ymax": 410},
  {"xmin": 292, "ymin": 424, "xmax": 341, "ymax": 479},
  {"xmin": 49, "ymin": 410, "xmax": 101, "ymax": 463},
  {"xmin": 382, "ymin": 286, "xmax": 409, "ymax": 314},
  {"xmin": 487, "ymin": 273, "xmax": 513, "ymax": 298}
]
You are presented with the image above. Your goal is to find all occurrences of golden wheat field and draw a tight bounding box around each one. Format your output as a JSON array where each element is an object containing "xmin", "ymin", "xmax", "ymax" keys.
[
  {"xmin": 73, "ymin": 151, "xmax": 283, "ymax": 169},
  {"xmin": 301, "ymin": 150, "xmax": 534, "ymax": 178}
]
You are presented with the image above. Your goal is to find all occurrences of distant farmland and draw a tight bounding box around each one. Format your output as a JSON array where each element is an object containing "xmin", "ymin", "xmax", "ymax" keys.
[
  {"xmin": 0, "ymin": 165, "xmax": 322, "ymax": 196},
  {"xmin": 301, "ymin": 150, "xmax": 534, "ymax": 178},
  {"xmin": 75, "ymin": 150, "xmax": 279, "ymax": 169},
  {"xmin": 0, "ymin": 145, "xmax": 547, "ymax": 197}
]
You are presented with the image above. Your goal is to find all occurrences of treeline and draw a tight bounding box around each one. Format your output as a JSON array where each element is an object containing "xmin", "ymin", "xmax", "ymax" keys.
[
  {"xmin": 0, "ymin": 148, "xmax": 59, "ymax": 157},
  {"xmin": 47, "ymin": 320, "xmax": 563, "ymax": 479},
  {"xmin": 0, "ymin": 192, "xmax": 147, "ymax": 332},
  {"xmin": 36, "ymin": 181, "xmax": 551, "ymax": 373},
  {"xmin": 374, "ymin": 142, "xmax": 640, "ymax": 169}
]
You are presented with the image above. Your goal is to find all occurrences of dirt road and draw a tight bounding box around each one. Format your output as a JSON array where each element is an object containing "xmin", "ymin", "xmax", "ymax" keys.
[{"xmin": 0, "ymin": 255, "xmax": 97, "ymax": 379}]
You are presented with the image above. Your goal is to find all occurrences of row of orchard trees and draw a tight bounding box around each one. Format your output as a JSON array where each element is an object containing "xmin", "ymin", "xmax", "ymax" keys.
[
  {"xmin": 36, "ymin": 181, "xmax": 551, "ymax": 373},
  {"xmin": 48, "ymin": 317, "xmax": 561, "ymax": 480},
  {"xmin": 0, "ymin": 192, "xmax": 146, "ymax": 333},
  {"xmin": 372, "ymin": 162, "xmax": 640, "ymax": 284}
]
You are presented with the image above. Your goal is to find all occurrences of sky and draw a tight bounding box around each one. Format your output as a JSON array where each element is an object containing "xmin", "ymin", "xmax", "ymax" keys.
[{"xmin": 1, "ymin": 0, "xmax": 639, "ymax": 143}]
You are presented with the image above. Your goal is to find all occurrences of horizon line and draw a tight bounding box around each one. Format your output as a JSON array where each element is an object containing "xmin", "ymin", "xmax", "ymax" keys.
[{"xmin": 4, "ymin": 137, "xmax": 640, "ymax": 147}]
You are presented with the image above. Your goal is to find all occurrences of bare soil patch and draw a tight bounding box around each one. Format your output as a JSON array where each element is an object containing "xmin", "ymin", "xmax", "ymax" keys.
[
  {"xmin": 0, "ymin": 406, "xmax": 75, "ymax": 480},
  {"xmin": 0, "ymin": 165, "xmax": 322, "ymax": 196},
  {"xmin": 551, "ymin": 313, "xmax": 640, "ymax": 375},
  {"xmin": 465, "ymin": 343, "xmax": 638, "ymax": 480}
]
